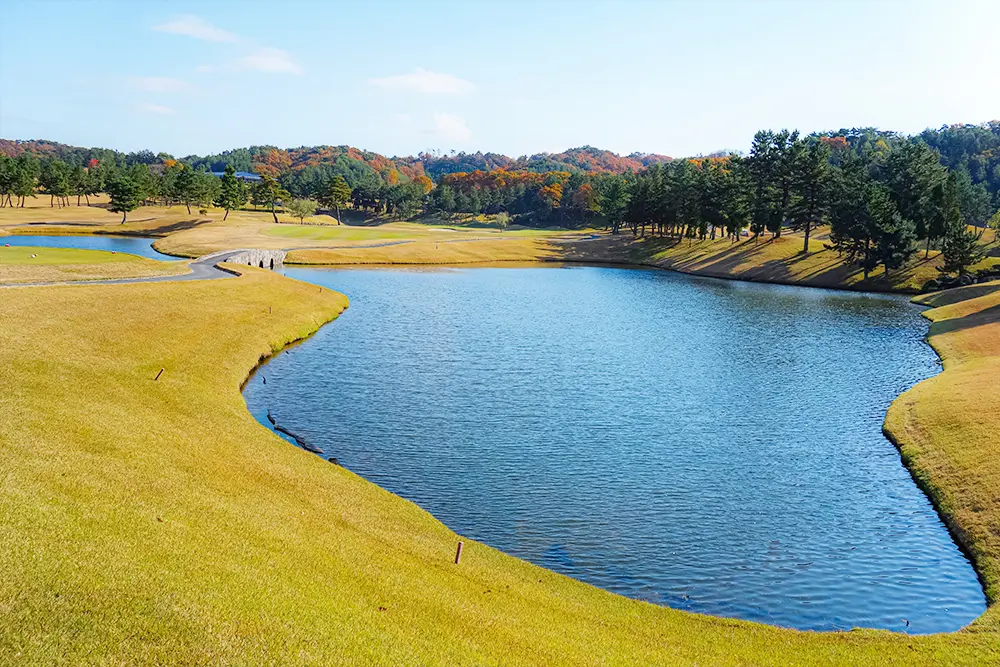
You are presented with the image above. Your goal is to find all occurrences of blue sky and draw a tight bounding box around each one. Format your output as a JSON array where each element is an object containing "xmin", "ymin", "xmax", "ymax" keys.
[{"xmin": 1, "ymin": 0, "xmax": 998, "ymax": 159}]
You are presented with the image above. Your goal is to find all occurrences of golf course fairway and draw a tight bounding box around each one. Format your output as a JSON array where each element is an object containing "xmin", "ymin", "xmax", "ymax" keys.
[{"xmin": 1, "ymin": 267, "xmax": 998, "ymax": 665}]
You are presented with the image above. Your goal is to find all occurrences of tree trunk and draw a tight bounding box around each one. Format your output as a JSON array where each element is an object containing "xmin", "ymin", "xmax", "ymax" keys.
[
  {"xmin": 802, "ymin": 220, "xmax": 811, "ymax": 254},
  {"xmin": 85, "ymin": 194, "xmax": 90, "ymax": 205},
  {"xmin": 925, "ymin": 236, "xmax": 932, "ymax": 258},
  {"xmin": 121, "ymin": 210, "xmax": 127, "ymax": 224},
  {"xmin": 186, "ymin": 201, "xmax": 191, "ymax": 215},
  {"xmin": 50, "ymin": 195, "xmax": 54, "ymax": 207},
  {"xmin": 271, "ymin": 204, "xmax": 278, "ymax": 224},
  {"xmin": 223, "ymin": 208, "xmax": 230, "ymax": 221},
  {"xmin": 335, "ymin": 204, "xmax": 341, "ymax": 224}
]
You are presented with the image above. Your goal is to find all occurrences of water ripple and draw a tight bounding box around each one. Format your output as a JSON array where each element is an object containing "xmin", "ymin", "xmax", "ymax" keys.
[{"xmin": 244, "ymin": 265, "xmax": 985, "ymax": 634}]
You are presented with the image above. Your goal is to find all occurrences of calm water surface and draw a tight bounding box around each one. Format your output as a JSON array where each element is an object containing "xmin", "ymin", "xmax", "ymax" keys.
[
  {"xmin": 243, "ymin": 265, "xmax": 984, "ymax": 633},
  {"xmin": 1, "ymin": 234, "xmax": 169, "ymax": 259}
]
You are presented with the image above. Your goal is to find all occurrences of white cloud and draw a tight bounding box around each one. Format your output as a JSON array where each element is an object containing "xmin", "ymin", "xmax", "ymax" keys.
[
  {"xmin": 137, "ymin": 102, "xmax": 175, "ymax": 115},
  {"xmin": 235, "ymin": 47, "xmax": 302, "ymax": 74},
  {"xmin": 433, "ymin": 112, "xmax": 472, "ymax": 143},
  {"xmin": 129, "ymin": 77, "xmax": 190, "ymax": 93},
  {"xmin": 153, "ymin": 15, "xmax": 238, "ymax": 43},
  {"xmin": 198, "ymin": 47, "xmax": 302, "ymax": 75},
  {"xmin": 369, "ymin": 68, "xmax": 475, "ymax": 94}
]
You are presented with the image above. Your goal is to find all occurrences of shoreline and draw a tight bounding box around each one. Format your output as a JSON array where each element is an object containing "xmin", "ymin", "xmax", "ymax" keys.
[
  {"xmin": 242, "ymin": 263, "xmax": 986, "ymax": 635},
  {"xmin": 0, "ymin": 224, "xmax": 955, "ymax": 295},
  {"xmin": 2, "ymin": 266, "xmax": 998, "ymax": 662}
]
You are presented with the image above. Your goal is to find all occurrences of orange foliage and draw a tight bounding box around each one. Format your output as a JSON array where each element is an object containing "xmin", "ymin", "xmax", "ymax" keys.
[
  {"xmin": 253, "ymin": 149, "xmax": 293, "ymax": 178},
  {"xmin": 688, "ymin": 157, "xmax": 729, "ymax": 169},
  {"xmin": 538, "ymin": 183, "xmax": 563, "ymax": 207},
  {"xmin": 819, "ymin": 136, "xmax": 850, "ymax": 151},
  {"xmin": 414, "ymin": 175, "xmax": 433, "ymax": 194}
]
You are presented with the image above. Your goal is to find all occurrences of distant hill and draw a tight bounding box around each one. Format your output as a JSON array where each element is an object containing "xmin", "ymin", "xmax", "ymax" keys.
[
  {"xmin": 413, "ymin": 146, "xmax": 672, "ymax": 179},
  {"xmin": 0, "ymin": 139, "xmax": 671, "ymax": 183}
]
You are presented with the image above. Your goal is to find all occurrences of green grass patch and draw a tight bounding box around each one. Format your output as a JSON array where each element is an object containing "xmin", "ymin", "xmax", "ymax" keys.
[{"xmin": 0, "ymin": 246, "xmax": 136, "ymax": 265}]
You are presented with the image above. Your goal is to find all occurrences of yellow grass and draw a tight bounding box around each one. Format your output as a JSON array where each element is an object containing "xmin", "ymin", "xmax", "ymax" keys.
[
  {"xmin": 154, "ymin": 218, "xmax": 589, "ymax": 259},
  {"xmin": 7, "ymin": 199, "xmax": 994, "ymax": 296},
  {"xmin": 884, "ymin": 281, "xmax": 1000, "ymax": 632},
  {"xmin": 559, "ymin": 233, "xmax": 1000, "ymax": 293},
  {"xmin": 1, "ymin": 266, "xmax": 999, "ymax": 664},
  {"xmin": 287, "ymin": 238, "xmax": 562, "ymax": 264},
  {"xmin": 0, "ymin": 246, "xmax": 189, "ymax": 284},
  {"xmin": 0, "ymin": 196, "xmax": 311, "ymax": 238}
]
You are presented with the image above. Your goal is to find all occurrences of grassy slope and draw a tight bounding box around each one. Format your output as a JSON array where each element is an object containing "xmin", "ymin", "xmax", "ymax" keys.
[
  {"xmin": 286, "ymin": 238, "xmax": 562, "ymax": 265},
  {"xmin": 155, "ymin": 219, "xmax": 586, "ymax": 259},
  {"xmin": 559, "ymin": 233, "xmax": 1000, "ymax": 293},
  {"xmin": 885, "ymin": 281, "xmax": 1000, "ymax": 630},
  {"xmin": 6, "ymin": 200, "xmax": 995, "ymax": 294},
  {"xmin": 0, "ymin": 246, "xmax": 188, "ymax": 284},
  {"xmin": 0, "ymin": 196, "xmax": 319, "ymax": 238},
  {"xmin": 1, "ymin": 269, "xmax": 998, "ymax": 665}
]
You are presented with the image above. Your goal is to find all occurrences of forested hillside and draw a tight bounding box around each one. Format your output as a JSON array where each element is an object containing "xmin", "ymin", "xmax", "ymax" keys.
[{"xmin": 2, "ymin": 122, "xmax": 998, "ymax": 284}]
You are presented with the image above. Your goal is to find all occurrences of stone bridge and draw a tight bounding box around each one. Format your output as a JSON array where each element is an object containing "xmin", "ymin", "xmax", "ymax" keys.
[{"xmin": 200, "ymin": 248, "xmax": 286, "ymax": 270}]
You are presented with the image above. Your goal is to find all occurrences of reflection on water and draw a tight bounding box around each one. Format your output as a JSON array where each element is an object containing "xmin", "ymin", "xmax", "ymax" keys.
[{"xmin": 243, "ymin": 265, "xmax": 985, "ymax": 633}]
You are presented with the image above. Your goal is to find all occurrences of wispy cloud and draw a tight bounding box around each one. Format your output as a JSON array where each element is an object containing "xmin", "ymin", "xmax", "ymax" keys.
[
  {"xmin": 129, "ymin": 77, "xmax": 191, "ymax": 93},
  {"xmin": 234, "ymin": 47, "xmax": 302, "ymax": 74},
  {"xmin": 198, "ymin": 47, "xmax": 302, "ymax": 75},
  {"xmin": 153, "ymin": 15, "xmax": 238, "ymax": 43},
  {"xmin": 433, "ymin": 112, "xmax": 472, "ymax": 142},
  {"xmin": 137, "ymin": 102, "xmax": 175, "ymax": 115},
  {"xmin": 370, "ymin": 68, "xmax": 475, "ymax": 94}
]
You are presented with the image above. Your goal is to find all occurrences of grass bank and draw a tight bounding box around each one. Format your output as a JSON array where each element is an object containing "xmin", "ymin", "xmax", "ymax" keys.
[
  {"xmin": 885, "ymin": 280, "xmax": 1000, "ymax": 627},
  {"xmin": 1, "ymin": 267, "xmax": 999, "ymax": 664},
  {"xmin": 0, "ymin": 246, "xmax": 188, "ymax": 284},
  {"xmin": 558, "ymin": 233, "xmax": 1000, "ymax": 293},
  {"xmin": 5, "ymin": 199, "xmax": 995, "ymax": 295}
]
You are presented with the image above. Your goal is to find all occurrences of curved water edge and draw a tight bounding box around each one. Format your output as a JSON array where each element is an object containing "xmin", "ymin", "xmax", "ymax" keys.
[
  {"xmin": 0, "ymin": 234, "xmax": 174, "ymax": 260},
  {"xmin": 244, "ymin": 265, "xmax": 986, "ymax": 634},
  {"xmin": 4, "ymin": 235, "xmax": 988, "ymax": 634}
]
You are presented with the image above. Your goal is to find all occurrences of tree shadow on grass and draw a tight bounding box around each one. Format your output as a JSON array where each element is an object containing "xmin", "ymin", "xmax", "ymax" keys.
[{"xmin": 929, "ymin": 302, "xmax": 1000, "ymax": 337}]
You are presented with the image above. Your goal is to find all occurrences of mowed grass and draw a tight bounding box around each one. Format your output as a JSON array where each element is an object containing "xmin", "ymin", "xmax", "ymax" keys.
[
  {"xmin": 0, "ymin": 246, "xmax": 188, "ymax": 284},
  {"xmin": 265, "ymin": 223, "xmax": 450, "ymax": 242},
  {"xmin": 1, "ymin": 268, "xmax": 999, "ymax": 665},
  {"xmin": 559, "ymin": 231, "xmax": 1000, "ymax": 293},
  {"xmin": 266, "ymin": 222, "xmax": 574, "ymax": 242},
  {"xmin": 0, "ymin": 195, "xmax": 313, "ymax": 238},
  {"xmin": 7, "ymin": 198, "xmax": 993, "ymax": 296},
  {"xmin": 286, "ymin": 238, "xmax": 563, "ymax": 265},
  {"xmin": 885, "ymin": 281, "xmax": 1000, "ymax": 621},
  {"xmin": 0, "ymin": 246, "xmax": 135, "ymax": 265}
]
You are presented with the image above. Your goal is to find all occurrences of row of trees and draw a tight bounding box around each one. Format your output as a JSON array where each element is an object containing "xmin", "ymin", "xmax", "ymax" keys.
[
  {"xmin": 610, "ymin": 131, "xmax": 995, "ymax": 278},
  {"xmin": 0, "ymin": 154, "xmax": 303, "ymax": 223},
  {"xmin": 3, "ymin": 126, "xmax": 998, "ymax": 277}
]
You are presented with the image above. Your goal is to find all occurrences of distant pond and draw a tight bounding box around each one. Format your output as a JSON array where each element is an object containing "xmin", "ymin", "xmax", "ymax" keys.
[
  {"xmin": 1, "ymin": 234, "xmax": 169, "ymax": 260},
  {"xmin": 242, "ymin": 265, "xmax": 986, "ymax": 633}
]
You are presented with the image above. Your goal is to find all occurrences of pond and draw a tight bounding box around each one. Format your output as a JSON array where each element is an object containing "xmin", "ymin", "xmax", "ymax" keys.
[
  {"xmin": 0, "ymin": 234, "xmax": 170, "ymax": 260},
  {"xmin": 243, "ymin": 265, "xmax": 986, "ymax": 634}
]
